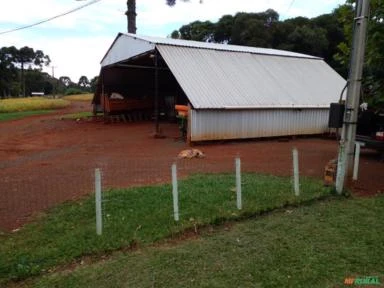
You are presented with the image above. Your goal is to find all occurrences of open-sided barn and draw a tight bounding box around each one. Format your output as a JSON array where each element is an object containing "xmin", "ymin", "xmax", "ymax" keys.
[{"xmin": 93, "ymin": 33, "xmax": 346, "ymax": 142}]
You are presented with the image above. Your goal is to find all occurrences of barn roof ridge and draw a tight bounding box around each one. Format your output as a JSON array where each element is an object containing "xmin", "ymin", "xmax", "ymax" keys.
[{"xmin": 123, "ymin": 32, "xmax": 321, "ymax": 60}]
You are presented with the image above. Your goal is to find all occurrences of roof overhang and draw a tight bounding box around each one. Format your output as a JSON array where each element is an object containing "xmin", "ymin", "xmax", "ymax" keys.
[{"xmin": 101, "ymin": 33, "xmax": 155, "ymax": 67}]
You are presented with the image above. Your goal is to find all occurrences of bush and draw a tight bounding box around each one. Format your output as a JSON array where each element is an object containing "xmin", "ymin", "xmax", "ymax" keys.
[{"xmin": 64, "ymin": 88, "xmax": 87, "ymax": 96}]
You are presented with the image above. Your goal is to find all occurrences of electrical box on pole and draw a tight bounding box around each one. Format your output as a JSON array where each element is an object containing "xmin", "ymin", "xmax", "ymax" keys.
[{"xmin": 335, "ymin": 0, "xmax": 370, "ymax": 194}]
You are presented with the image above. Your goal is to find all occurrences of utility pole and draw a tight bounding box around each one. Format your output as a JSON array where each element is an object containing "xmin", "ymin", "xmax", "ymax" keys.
[
  {"xmin": 126, "ymin": 0, "xmax": 137, "ymax": 34},
  {"xmin": 51, "ymin": 65, "xmax": 57, "ymax": 98},
  {"xmin": 154, "ymin": 50, "xmax": 160, "ymax": 136},
  {"xmin": 335, "ymin": 0, "xmax": 370, "ymax": 194}
]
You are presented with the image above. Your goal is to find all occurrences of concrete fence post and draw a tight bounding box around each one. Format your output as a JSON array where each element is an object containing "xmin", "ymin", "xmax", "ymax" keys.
[
  {"xmin": 95, "ymin": 168, "xmax": 102, "ymax": 235},
  {"xmin": 235, "ymin": 157, "xmax": 242, "ymax": 210},
  {"xmin": 172, "ymin": 163, "xmax": 179, "ymax": 221},
  {"xmin": 353, "ymin": 142, "xmax": 363, "ymax": 181},
  {"xmin": 292, "ymin": 148, "xmax": 300, "ymax": 196}
]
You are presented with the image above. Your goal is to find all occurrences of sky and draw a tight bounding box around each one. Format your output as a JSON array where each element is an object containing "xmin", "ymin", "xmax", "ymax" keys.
[{"xmin": 0, "ymin": 0, "xmax": 346, "ymax": 82}]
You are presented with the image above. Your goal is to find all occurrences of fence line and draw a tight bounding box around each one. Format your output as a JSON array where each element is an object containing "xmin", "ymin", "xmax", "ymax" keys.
[{"xmin": 0, "ymin": 148, "xmax": 336, "ymax": 232}]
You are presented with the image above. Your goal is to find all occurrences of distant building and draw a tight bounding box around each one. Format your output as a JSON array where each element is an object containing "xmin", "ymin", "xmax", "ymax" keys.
[{"xmin": 31, "ymin": 92, "xmax": 45, "ymax": 96}]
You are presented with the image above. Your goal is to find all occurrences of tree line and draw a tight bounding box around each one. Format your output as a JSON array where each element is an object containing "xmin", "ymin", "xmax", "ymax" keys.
[
  {"xmin": 0, "ymin": 46, "xmax": 98, "ymax": 98},
  {"xmin": 170, "ymin": 1, "xmax": 383, "ymax": 109},
  {"xmin": 171, "ymin": 9, "xmax": 345, "ymax": 74}
]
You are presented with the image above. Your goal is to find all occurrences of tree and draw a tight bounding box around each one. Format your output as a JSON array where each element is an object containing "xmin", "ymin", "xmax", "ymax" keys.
[
  {"xmin": 0, "ymin": 47, "xmax": 18, "ymax": 97},
  {"xmin": 8, "ymin": 46, "xmax": 50, "ymax": 97},
  {"xmin": 16, "ymin": 47, "xmax": 50, "ymax": 96},
  {"xmin": 286, "ymin": 25, "xmax": 329, "ymax": 56},
  {"xmin": 59, "ymin": 76, "xmax": 72, "ymax": 87},
  {"xmin": 230, "ymin": 11, "xmax": 278, "ymax": 47},
  {"xmin": 171, "ymin": 8, "xmax": 346, "ymax": 74},
  {"xmin": 173, "ymin": 20, "xmax": 215, "ymax": 41},
  {"xmin": 24, "ymin": 70, "xmax": 45, "ymax": 96},
  {"xmin": 0, "ymin": 46, "xmax": 50, "ymax": 97},
  {"xmin": 312, "ymin": 12, "xmax": 346, "ymax": 75},
  {"xmin": 213, "ymin": 15, "xmax": 235, "ymax": 43},
  {"xmin": 90, "ymin": 76, "xmax": 99, "ymax": 93},
  {"xmin": 78, "ymin": 75, "xmax": 90, "ymax": 90},
  {"xmin": 43, "ymin": 79, "xmax": 54, "ymax": 95},
  {"xmin": 126, "ymin": 0, "xmax": 191, "ymax": 34},
  {"xmin": 336, "ymin": 0, "xmax": 384, "ymax": 109}
]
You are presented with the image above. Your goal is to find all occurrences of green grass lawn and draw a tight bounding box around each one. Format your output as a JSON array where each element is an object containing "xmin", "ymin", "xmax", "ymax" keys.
[
  {"xmin": 0, "ymin": 173, "xmax": 332, "ymax": 285},
  {"xmin": 0, "ymin": 110, "xmax": 53, "ymax": 122},
  {"xmin": 29, "ymin": 195, "xmax": 384, "ymax": 288}
]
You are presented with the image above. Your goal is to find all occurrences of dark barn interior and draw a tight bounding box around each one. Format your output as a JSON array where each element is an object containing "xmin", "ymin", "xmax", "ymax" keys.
[{"xmin": 93, "ymin": 49, "xmax": 189, "ymax": 124}]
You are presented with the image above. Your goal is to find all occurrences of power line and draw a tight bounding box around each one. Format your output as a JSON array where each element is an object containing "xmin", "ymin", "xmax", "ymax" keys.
[
  {"xmin": 285, "ymin": 0, "xmax": 296, "ymax": 15},
  {"xmin": 0, "ymin": 0, "xmax": 103, "ymax": 36}
]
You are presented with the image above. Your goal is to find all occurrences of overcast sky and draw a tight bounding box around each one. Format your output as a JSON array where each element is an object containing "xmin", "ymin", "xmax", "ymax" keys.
[{"xmin": 0, "ymin": 0, "xmax": 346, "ymax": 82}]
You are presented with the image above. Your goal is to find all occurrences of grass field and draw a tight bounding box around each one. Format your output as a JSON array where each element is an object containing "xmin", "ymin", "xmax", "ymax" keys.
[
  {"xmin": 62, "ymin": 94, "xmax": 93, "ymax": 102},
  {"xmin": 0, "ymin": 110, "xmax": 53, "ymax": 122},
  {"xmin": 0, "ymin": 173, "xmax": 332, "ymax": 285},
  {"xmin": 0, "ymin": 97, "xmax": 69, "ymax": 113},
  {"xmin": 29, "ymin": 195, "xmax": 384, "ymax": 288}
]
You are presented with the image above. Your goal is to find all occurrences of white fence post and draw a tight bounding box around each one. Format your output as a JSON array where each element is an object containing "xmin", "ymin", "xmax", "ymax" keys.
[
  {"xmin": 353, "ymin": 141, "xmax": 363, "ymax": 181},
  {"xmin": 172, "ymin": 163, "xmax": 179, "ymax": 221},
  {"xmin": 292, "ymin": 148, "xmax": 300, "ymax": 196},
  {"xmin": 95, "ymin": 168, "xmax": 102, "ymax": 235},
  {"xmin": 235, "ymin": 157, "xmax": 242, "ymax": 210}
]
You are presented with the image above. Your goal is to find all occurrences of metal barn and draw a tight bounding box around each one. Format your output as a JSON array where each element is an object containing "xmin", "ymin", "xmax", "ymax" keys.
[{"xmin": 93, "ymin": 33, "xmax": 346, "ymax": 142}]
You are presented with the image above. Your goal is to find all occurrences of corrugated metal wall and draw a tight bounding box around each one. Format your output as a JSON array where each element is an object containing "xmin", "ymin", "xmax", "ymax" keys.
[{"xmin": 190, "ymin": 109, "xmax": 330, "ymax": 141}]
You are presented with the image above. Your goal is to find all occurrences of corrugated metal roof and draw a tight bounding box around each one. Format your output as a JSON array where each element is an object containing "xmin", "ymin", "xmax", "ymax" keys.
[
  {"xmin": 127, "ymin": 33, "xmax": 320, "ymax": 59},
  {"xmin": 101, "ymin": 33, "xmax": 319, "ymax": 66},
  {"xmin": 100, "ymin": 33, "xmax": 345, "ymax": 109},
  {"xmin": 101, "ymin": 34, "xmax": 155, "ymax": 67},
  {"xmin": 157, "ymin": 45, "xmax": 345, "ymax": 109}
]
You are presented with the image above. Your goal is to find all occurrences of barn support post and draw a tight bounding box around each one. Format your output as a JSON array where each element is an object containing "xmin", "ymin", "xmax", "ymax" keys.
[
  {"xmin": 235, "ymin": 157, "xmax": 242, "ymax": 210},
  {"xmin": 154, "ymin": 49, "xmax": 160, "ymax": 136},
  {"xmin": 101, "ymin": 76, "xmax": 106, "ymax": 121},
  {"xmin": 171, "ymin": 163, "xmax": 179, "ymax": 221},
  {"xmin": 187, "ymin": 104, "xmax": 192, "ymax": 145},
  {"xmin": 292, "ymin": 148, "xmax": 300, "ymax": 196},
  {"xmin": 95, "ymin": 168, "xmax": 103, "ymax": 235}
]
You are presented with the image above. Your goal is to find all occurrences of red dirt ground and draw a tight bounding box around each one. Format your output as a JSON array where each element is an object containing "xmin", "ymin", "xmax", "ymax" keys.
[{"xmin": 0, "ymin": 101, "xmax": 383, "ymax": 231}]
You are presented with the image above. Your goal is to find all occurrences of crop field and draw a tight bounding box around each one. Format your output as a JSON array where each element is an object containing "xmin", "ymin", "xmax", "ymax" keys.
[
  {"xmin": 62, "ymin": 93, "xmax": 93, "ymax": 102},
  {"xmin": 0, "ymin": 97, "xmax": 70, "ymax": 113}
]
